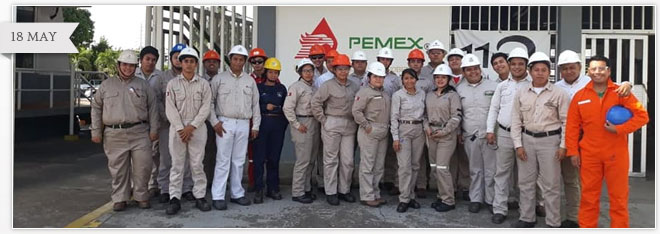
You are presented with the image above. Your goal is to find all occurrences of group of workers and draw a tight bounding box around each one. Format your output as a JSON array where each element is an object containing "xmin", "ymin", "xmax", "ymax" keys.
[{"xmin": 90, "ymin": 38, "xmax": 648, "ymax": 228}]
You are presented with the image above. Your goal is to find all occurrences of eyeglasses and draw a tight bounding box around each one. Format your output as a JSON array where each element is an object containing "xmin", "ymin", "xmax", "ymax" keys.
[
  {"xmin": 301, "ymin": 69, "xmax": 314, "ymax": 73},
  {"xmin": 310, "ymin": 55, "xmax": 325, "ymax": 60},
  {"xmin": 588, "ymin": 66, "xmax": 609, "ymax": 72},
  {"xmin": 251, "ymin": 60, "xmax": 264, "ymax": 65}
]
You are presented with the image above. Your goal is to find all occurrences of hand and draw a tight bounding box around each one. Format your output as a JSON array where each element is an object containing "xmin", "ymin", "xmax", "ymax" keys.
[
  {"xmin": 91, "ymin": 136, "xmax": 102, "ymax": 143},
  {"xmin": 149, "ymin": 133, "xmax": 158, "ymax": 141},
  {"xmin": 604, "ymin": 121, "xmax": 617, "ymax": 134},
  {"xmin": 556, "ymin": 148, "xmax": 567, "ymax": 161},
  {"xmin": 297, "ymin": 124, "xmax": 308, "ymax": 133},
  {"xmin": 213, "ymin": 122, "xmax": 226, "ymax": 137},
  {"xmin": 516, "ymin": 147, "xmax": 527, "ymax": 161},
  {"xmin": 615, "ymin": 82, "xmax": 632, "ymax": 97},
  {"xmin": 178, "ymin": 125, "xmax": 195, "ymax": 143},
  {"xmin": 425, "ymin": 129, "xmax": 432, "ymax": 137},
  {"xmin": 457, "ymin": 133, "xmax": 464, "ymax": 144},
  {"xmin": 486, "ymin": 133, "xmax": 496, "ymax": 145},
  {"xmin": 570, "ymin": 155, "xmax": 581, "ymax": 168},
  {"xmin": 250, "ymin": 130, "xmax": 259, "ymax": 140},
  {"xmin": 393, "ymin": 140, "xmax": 401, "ymax": 152},
  {"xmin": 266, "ymin": 103, "xmax": 276, "ymax": 111},
  {"xmin": 365, "ymin": 125, "xmax": 373, "ymax": 134}
]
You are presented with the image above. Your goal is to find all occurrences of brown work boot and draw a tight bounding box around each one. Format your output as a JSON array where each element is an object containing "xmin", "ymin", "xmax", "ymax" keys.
[
  {"xmin": 376, "ymin": 198, "xmax": 387, "ymax": 205},
  {"xmin": 361, "ymin": 200, "xmax": 380, "ymax": 207},
  {"xmin": 137, "ymin": 200, "xmax": 151, "ymax": 209},
  {"xmin": 113, "ymin": 202, "xmax": 127, "ymax": 211}
]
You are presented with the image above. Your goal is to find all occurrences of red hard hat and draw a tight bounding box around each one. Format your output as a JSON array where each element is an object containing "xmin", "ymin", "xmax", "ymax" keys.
[
  {"xmin": 309, "ymin": 44, "xmax": 325, "ymax": 56},
  {"xmin": 332, "ymin": 54, "xmax": 351, "ymax": 67},
  {"xmin": 408, "ymin": 49, "xmax": 425, "ymax": 61},
  {"xmin": 326, "ymin": 49, "xmax": 339, "ymax": 59},
  {"xmin": 249, "ymin": 48, "xmax": 267, "ymax": 59},
  {"xmin": 203, "ymin": 50, "xmax": 221, "ymax": 62}
]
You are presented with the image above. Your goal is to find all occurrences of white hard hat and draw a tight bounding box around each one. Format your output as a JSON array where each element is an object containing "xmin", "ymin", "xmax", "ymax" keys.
[
  {"xmin": 117, "ymin": 50, "xmax": 138, "ymax": 64},
  {"xmin": 296, "ymin": 58, "xmax": 314, "ymax": 72},
  {"xmin": 178, "ymin": 47, "xmax": 199, "ymax": 62},
  {"xmin": 352, "ymin": 50, "xmax": 368, "ymax": 61},
  {"xmin": 460, "ymin": 54, "xmax": 481, "ymax": 68},
  {"xmin": 557, "ymin": 50, "xmax": 581, "ymax": 66},
  {"xmin": 433, "ymin": 64, "xmax": 453, "ymax": 76},
  {"xmin": 527, "ymin": 52, "xmax": 551, "ymax": 67},
  {"xmin": 377, "ymin": 48, "xmax": 394, "ymax": 59},
  {"xmin": 427, "ymin": 40, "xmax": 447, "ymax": 53},
  {"xmin": 508, "ymin": 47, "xmax": 529, "ymax": 62},
  {"xmin": 446, "ymin": 48, "xmax": 465, "ymax": 58},
  {"xmin": 228, "ymin": 45, "xmax": 248, "ymax": 57},
  {"xmin": 367, "ymin": 62, "xmax": 386, "ymax": 77}
]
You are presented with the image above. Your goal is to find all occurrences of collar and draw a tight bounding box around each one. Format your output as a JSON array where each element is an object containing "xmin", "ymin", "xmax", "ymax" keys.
[
  {"xmin": 178, "ymin": 73, "xmax": 199, "ymax": 82},
  {"xmin": 527, "ymin": 80, "xmax": 553, "ymax": 91},
  {"xmin": 369, "ymin": 84, "xmax": 384, "ymax": 91},
  {"xmin": 230, "ymin": 70, "xmax": 246, "ymax": 78},
  {"xmin": 333, "ymin": 77, "xmax": 350, "ymax": 87},
  {"xmin": 301, "ymin": 78, "xmax": 313, "ymax": 86},
  {"xmin": 584, "ymin": 78, "xmax": 616, "ymax": 91}
]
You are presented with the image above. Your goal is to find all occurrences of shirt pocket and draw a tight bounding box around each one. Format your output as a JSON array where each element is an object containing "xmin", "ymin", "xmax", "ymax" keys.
[
  {"xmin": 193, "ymin": 90, "xmax": 203, "ymax": 110},
  {"xmin": 129, "ymin": 88, "xmax": 147, "ymax": 108},
  {"xmin": 173, "ymin": 87, "xmax": 187, "ymax": 107},
  {"xmin": 329, "ymin": 91, "xmax": 346, "ymax": 110},
  {"xmin": 103, "ymin": 91, "xmax": 120, "ymax": 108}
]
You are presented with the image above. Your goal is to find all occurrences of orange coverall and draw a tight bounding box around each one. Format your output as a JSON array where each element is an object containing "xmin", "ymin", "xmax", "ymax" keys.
[{"xmin": 565, "ymin": 79, "xmax": 649, "ymax": 228}]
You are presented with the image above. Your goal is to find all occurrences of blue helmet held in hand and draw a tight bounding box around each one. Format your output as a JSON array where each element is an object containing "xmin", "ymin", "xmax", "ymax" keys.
[{"xmin": 606, "ymin": 105, "xmax": 633, "ymax": 125}]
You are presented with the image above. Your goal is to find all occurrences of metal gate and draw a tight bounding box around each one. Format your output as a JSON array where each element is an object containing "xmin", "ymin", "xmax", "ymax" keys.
[{"xmin": 581, "ymin": 34, "xmax": 650, "ymax": 177}]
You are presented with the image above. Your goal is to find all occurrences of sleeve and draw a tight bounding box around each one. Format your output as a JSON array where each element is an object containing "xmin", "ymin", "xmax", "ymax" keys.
[
  {"xmin": 557, "ymin": 89, "xmax": 570, "ymax": 149},
  {"xmin": 565, "ymin": 93, "xmax": 583, "ymax": 157},
  {"xmin": 146, "ymin": 81, "xmax": 160, "ymax": 135},
  {"xmin": 165, "ymin": 81, "xmax": 185, "ymax": 131},
  {"xmin": 283, "ymin": 84, "xmax": 300, "ymax": 129},
  {"xmin": 207, "ymin": 78, "xmax": 220, "ymax": 126},
  {"xmin": 439, "ymin": 92, "xmax": 463, "ymax": 136},
  {"xmin": 90, "ymin": 83, "xmax": 105, "ymax": 138},
  {"xmin": 390, "ymin": 93, "xmax": 401, "ymax": 141},
  {"xmin": 258, "ymin": 85, "xmax": 269, "ymax": 114},
  {"xmin": 510, "ymin": 89, "xmax": 524, "ymax": 148},
  {"xmin": 273, "ymin": 85, "xmax": 287, "ymax": 115},
  {"xmin": 311, "ymin": 84, "xmax": 329, "ymax": 124},
  {"xmin": 614, "ymin": 94, "xmax": 649, "ymax": 135},
  {"xmin": 486, "ymin": 83, "xmax": 503, "ymax": 133},
  {"xmin": 191, "ymin": 81, "xmax": 212, "ymax": 129},
  {"xmin": 422, "ymin": 95, "xmax": 430, "ymax": 131},
  {"xmin": 158, "ymin": 76, "xmax": 168, "ymax": 124},
  {"xmin": 351, "ymin": 90, "xmax": 370, "ymax": 129},
  {"xmin": 251, "ymin": 80, "xmax": 261, "ymax": 131}
]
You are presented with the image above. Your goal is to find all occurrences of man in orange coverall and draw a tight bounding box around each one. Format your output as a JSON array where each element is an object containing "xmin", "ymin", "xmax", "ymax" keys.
[{"xmin": 565, "ymin": 55, "xmax": 649, "ymax": 228}]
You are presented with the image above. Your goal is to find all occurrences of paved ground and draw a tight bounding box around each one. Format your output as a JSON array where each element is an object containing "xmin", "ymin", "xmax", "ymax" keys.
[{"xmin": 13, "ymin": 135, "xmax": 656, "ymax": 228}]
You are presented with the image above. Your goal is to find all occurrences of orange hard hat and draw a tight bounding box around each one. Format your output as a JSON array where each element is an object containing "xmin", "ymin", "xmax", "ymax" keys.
[
  {"xmin": 309, "ymin": 44, "xmax": 325, "ymax": 56},
  {"xmin": 332, "ymin": 54, "xmax": 351, "ymax": 67},
  {"xmin": 249, "ymin": 48, "xmax": 267, "ymax": 59},
  {"xmin": 326, "ymin": 49, "xmax": 339, "ymax": 59},
  {"xmin": 408, "ymin": 49, "xmax": 425, "ymax": 61},
  {"xmin": 203, "ymin": 50, "xmax": 221, "ymax": 61}
]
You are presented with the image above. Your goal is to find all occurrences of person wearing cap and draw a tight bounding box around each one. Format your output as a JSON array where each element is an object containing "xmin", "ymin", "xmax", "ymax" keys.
[
  {"xmin": 565, "ymin": 55, "xmax": 648, "ymax": 228},
  {"xmin": 419, "ymin": 40, "xmax": 447, "ymax": 82},
  {"xmin": 202, "ymin": 50, "xmax": 221, "ymax": 82},
  {"xmin": 202, "ymin": 50, "xmax": 221, "ymax": 188},
  {"xmin": 208, "ymin": 44, "xmax": 260, "ymax": 210},
  {"xmin": 446, "ymin": 48, "xmax": 466, "ymax": 85},
  {"xmin": 308, "ymin": 44, "xmax": 328, "ymax": 80},
  {"xmin": 349, "ymin": 50, "xmax": 368, "ymax": 87},
  {"xmin": 407, "ymin": 49, "xmax": 431, "ymax": 93},
  {"xmin": 390, "ymin": 68, "xmax": 425, "ymax": 213},
  {"xmin": 284, "ymin": 59, "xmax": 321, "ymax": 204},
  {"xmin": 91, "ymin": 50, "xmax": 159, "ymax": 211},
  {"xmin": 163, "ymin": 47, "xmax": 213, "ymax": 215},
  {"xmin": 352, "ymin": 62, "xmax": 391, "ymax": 207},
  {"xmin": 308, "ymin": 45, "xmax": 327, "ymax": 194},
  {"xmin": 455, "ymin": 54, "xmax": 498, "ymax": 214},
  {"xmin": 406, "ymin": 48, "xmax": 431, "ymax": 198},
  {"xmin": 156, "ymin": 44, "xmax": 195, "ymax": 204},
  {"xmin": 425, "ymin": 64, "xmax": 462, "ymax": 212},
  {"xmin": 490, "ymin": 52, "xmax": 510, "ymax": 82},
  {"xmin": 252, "ymin": 57, "xmax": 289, "ymax": 204},
  {"xmin": 510, "ymin": 51, "xmax": 570, "ymax": 228},
  {"xmin": 314, "ymin": 49, "xmax": 339, "ymax": 89},
  {"xmin": 311, "ymin": 54, "xmax": 360, "ymax": 206},
  {"xmin": 248, "ymin": 48, "xmax": 268, "ymax": 84},
  {"xmin": 135, "ymin": 46, "xmax": 163, "ymax": 199}
]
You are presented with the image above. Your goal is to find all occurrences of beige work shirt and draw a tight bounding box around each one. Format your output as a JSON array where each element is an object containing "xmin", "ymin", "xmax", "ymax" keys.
[
  {"xmin": 165, "ymin": 74, "xmax": 212, "ymax": 131},
  {"xmin": 311, "ymin": 78, "xmax": 360, "ymax": 124},
  {"xmin": 390, "ymin": 88, "xmax": 426, "ymax": 141},
  {"xmin": 283, "ymin": 79, "xmax": 315, "ymax": 129},
  {"xmin": 424, "ymin": 89, "xmax": 462, "ymax": 136},
  {"xmin": 456, "ymin": 77, "xmax": 497, "ymax": 138},
  {"xmin": 208, "ymin": 70, "xmax": 261, "ymax": 131},
  {"xmin": 352, "ymin": 85, "xmax": 391, "ymax": 130}
]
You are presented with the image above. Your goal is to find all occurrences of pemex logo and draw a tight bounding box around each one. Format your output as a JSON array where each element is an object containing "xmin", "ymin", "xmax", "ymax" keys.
[{"xmin": 295, "ymin": 18, "xmax": 337, "ymax": 59}]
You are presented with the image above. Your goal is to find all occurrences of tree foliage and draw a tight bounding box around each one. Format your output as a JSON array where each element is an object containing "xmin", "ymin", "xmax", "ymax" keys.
[{"xmin": 63, "ymin": 7, "xmax": 94, "ymax": 48}]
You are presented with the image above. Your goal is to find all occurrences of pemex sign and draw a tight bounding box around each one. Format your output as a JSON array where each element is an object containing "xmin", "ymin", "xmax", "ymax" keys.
[{"xmin": 294, "ymin": 18, "xmax": 337, "ymax": 59}]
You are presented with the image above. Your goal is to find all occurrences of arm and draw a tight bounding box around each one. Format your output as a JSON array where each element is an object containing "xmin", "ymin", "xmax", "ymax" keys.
[
  {"xmin": 191, "ymin": 81, "xmax": 212, "ymax": 129},
  {"xmin": 510, "ymin": 89, "xmax": 524, "ymax": 148},
  {"xmin": 557, "ymin": 90, "xmax": 570, "ymax": 149},
  {"xmin": 251, "ymin": 81, "xmax": 261, "ymax": 131},
  {"xmin": 283, "ymin": 85, "xmax": 301, "ymax": 129},
  {"xmin": 390, "ymin": 93, "xmax": 401, "ymax": 141},
  {"xmin": 146, "ymin": 81, "xmax": 160, "ymax": 135},
  {"xmin": 438, "ymin": 92, "xmax": 463, "ymax": 136},
  {"xmin": 311, "ymin": 84, "xmax": 329, "ymax": 124},
  {"xmin": 207, "ymin": 78, "xmax": 220, "ymax": 126},
  {"xmin": 614, "ymin": 95, "xmax": 649, "ymax": 135},
  {"xmin": 165, "ymin": 81, "xmax": 185, "ymax": 132},
  {"xmin": 90, "ymin": 83, "xmax": 105, "ymax": 139},
  {"xmin": 351, "ymin": 90, "xmax": 370, "ymax": 129},
  {"xmin": 565, "ymin": 94, "xmax": 583, "ymax": 157},
  {"xmin": 258, "ymin": 85, "xmax": 269, "ymax": 114},
  {"xmin": 486, "ymin": 83, "xmax": 503, "ymax": 133}
]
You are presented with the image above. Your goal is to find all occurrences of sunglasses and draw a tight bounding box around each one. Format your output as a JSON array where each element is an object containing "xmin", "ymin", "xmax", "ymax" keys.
[
  {"xmin": 310, "ymin": 55, "xmax": 325, "ymax": 60},
  {"xmin": 251, "ymin": 60, "xmax": 264, "ymax": 65}
]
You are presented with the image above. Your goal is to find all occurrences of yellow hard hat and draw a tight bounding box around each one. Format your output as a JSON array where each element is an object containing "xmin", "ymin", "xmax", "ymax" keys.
[{"xmin": 264, "ymin": 57, "xmax": 281, "ymax": 71}]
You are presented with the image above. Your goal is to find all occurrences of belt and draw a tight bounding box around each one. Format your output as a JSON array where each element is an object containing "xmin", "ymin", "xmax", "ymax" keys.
[
  {"xmin": 523, "ymin": 128, "xmax": 561, "ymax": 138},
  {"xmin": 498, "ymin": 123, "xmax": 511, "ymax": 132},
  {"xmin": 263, "ymin": 113, "xmax": 284, "ymax": 117},
  {"xmin": 296, "ymin": 115, "xmax": 314, "ymax": 118},
  {"xmin": 430, "ymin": 122, "xmax": 446, "ymax": 128},
  {"xmin": 105, "ymin": 121, "xmax": 147, "ymax": 129},
  {"xmin": 399, "ymin": 120, "xmax": 423, "ymax": 124}
]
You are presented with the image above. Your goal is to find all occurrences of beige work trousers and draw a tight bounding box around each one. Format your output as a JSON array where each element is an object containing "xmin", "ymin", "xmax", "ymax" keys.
[
  {"xmin": 103, "ymin": 124, "xmax": 153, "ymax": 203},
  {"xmin": 169, "ymin": 124, "xmax": 208, "ymax": 200},
  {"xmin": 290, "ymin": 117, "xmax": 321, "ymax": 197},
  {"xmin": 427, "ymin": 130, "xmax": 458, "ymax": 205},
  {"xmin": 357, "ymin": 123, "xmax": 389, "ymax": 201},
  {"xmin": 321, "ymin": 116, "xmax": 357, "ymax": 195},
  {"xmin": 396, "ymin": 123, "xmax": 425, "ymax": 203}
]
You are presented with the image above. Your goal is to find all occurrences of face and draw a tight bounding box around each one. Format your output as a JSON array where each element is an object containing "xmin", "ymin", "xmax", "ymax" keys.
[
  {"xmin": 352, "ymin": 60, "xmax": 367, "ymax": 73},
  {"xmin": 529, "ymin": 63, "xmax": 550, "ymax": 86},
  {"xmin": 378, "ymin": 58, "xmax": 393, "ymax": 69},
  {"xmin": 462, "ymin": 66, "xmax": 482, "ymax": 83},
  {"xmin": 250, "ymin": 57, "xmax": 265, "ymax": 71},
  {"xmin": 229, "ymin": 54, "xmax": 246, "ymax": 72},
  {"xmin": 140, "ymin": 54, "xmax": 157, "ymax": 73},
  {"xmin": 334, "ymin": 66, "xmax": 350, "ymax": 80},
  {"xmin": 407, "ymin": 59, "xmax": 424, "ymax": 73},
  {"xmin": 326, "ymin": 57, "xmax": 335, "ymax": 68},
  {"xmin": 587, "ymin": 60, "xmax": 611, "ymax": 84},
  {"xmin": 448, "ymin": 55, "xmax": 462, "ymax": 70},
  {"xmin": 170, "ymin": 52, "xmax": 182, "ymax": 69},
  {"xmin": 266, "ymin": 69, "xmax": 280, "ymax": 82},
  {"xmin": 181, "ymin": 57, "xmax": 197, "ymax": 74},
  {"xmin": 118, "ymin": 62, "xmax": 137, "ymax": 78},
  {"xmin": 369, "ymin": 74, "xmax": 385, "ymax": 88},
  {"xmin": 559, "ymin": 62, "xmax": 581, "ymax": 83},
  {"xmin": 299, "ymin": 64, "xmax": 314, "ymax": 82},
  {"xmin": 402, "ymin": 73, "xmax": 417, "ymax": 90},
  {"xmin": 434, "ymin": 75, "xmax": 450, "ymax": 89},
  {"xmin": 491, "ymin": 56, "xmax": 510, "ymax": 77},
  {"xmin": 508, "ymin": 58, "xmax": 527, "ymax": 78},
  {"xmin": 427, "ymin": 49, "xmax": 445, "ymax": 64},
  {"xmin": 310, "ymin": 54, "xmax": 325, "ymax": 68},
  {"xmin": 204, "ymin": 59, "xmax": 220, "ymax": 74}
]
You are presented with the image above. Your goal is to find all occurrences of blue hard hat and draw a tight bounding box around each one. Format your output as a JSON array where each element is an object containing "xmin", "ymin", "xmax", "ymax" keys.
[
  {"xmin": 170, "ymin": 43, "xmax": 187, "ymax": 56},
  {"xmin": 606, "ymin": 105, "xmax": 633, "ymax": 125}
]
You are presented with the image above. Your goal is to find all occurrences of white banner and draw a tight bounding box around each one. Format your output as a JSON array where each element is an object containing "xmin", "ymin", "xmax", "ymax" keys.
[
  {"xmin": 0, "ymin": 23, "xmax": 78, "ymax": 53},
  {"xmin": 454, "ymin": 30, "xmax": 552, "ymax": 79}
]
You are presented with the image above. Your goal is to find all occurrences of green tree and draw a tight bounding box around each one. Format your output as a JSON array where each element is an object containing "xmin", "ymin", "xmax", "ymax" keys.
[
  {"xmin": 95, "ymin": 49, "xmax": 120, "ymax": 76},
  {"xmin": 71, "ymin": 47, "xmax": 94, "ymax": 71},
  {"xmin": 63, "ymin": 7, "xmax": 94, "ymax": 48}
]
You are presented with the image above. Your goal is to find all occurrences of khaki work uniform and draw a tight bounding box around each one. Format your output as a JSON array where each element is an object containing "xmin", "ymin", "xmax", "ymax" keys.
[
  {"xmin": 312, "ymin": 66, "xmax": 327, "ymax": 189},
  {"xmin": 135, "ymin": 68, "xmax": 163, "ymax": 191},
  {"xmin": 448, "ymin": 75, "xmax": 471, "ymax": 194},
  {"xmin": 352, "ymin": 85, "xmax": 391, "ymax": 201},
  {"xmin": 424, "ymin": 88, "xmax": 462, "ymax": 205},
  {"xmin": 165, "ymin": 74, "xmax": 212, "ymax": 200},
  {"xmin": 511, "ymin": 82, "xmax": 569, "ymax": 227},
  {"xmin": 390, "ymin": 88, "xmax": 426, "ymax": 203},
  {"xmin": 382, "ymin": 71, "xmax": 402, "ymax": 188},
  {"xmin": 456, "ymin": 77, "xmax": 498, "ymax": 205},
  {"xmin": 202, "ymin": 72, "xmax": 219, "ymax": 186},
  {"xmin": 208, "ymin": 70, "xmax": 261, "ymax": 200},
  {"xmin": 349, "ymin": 72, "xmax": 367, "ymax": 89},
  {"xmin": 284, "ymin": 79, "xmax": 321, "ymax": 197},
  {"xmin": 91, "ymin": 75, "xmax": 159, "ymax": 203},
  {"xmin": 311, "ymin": 78, "xmax": 360, "ymax": 195}
]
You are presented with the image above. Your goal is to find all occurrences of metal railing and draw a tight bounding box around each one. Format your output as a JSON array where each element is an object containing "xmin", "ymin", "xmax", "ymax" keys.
[{"xmin": 15, "ymin": 68, "xmax": 110, "ymax": 110}]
